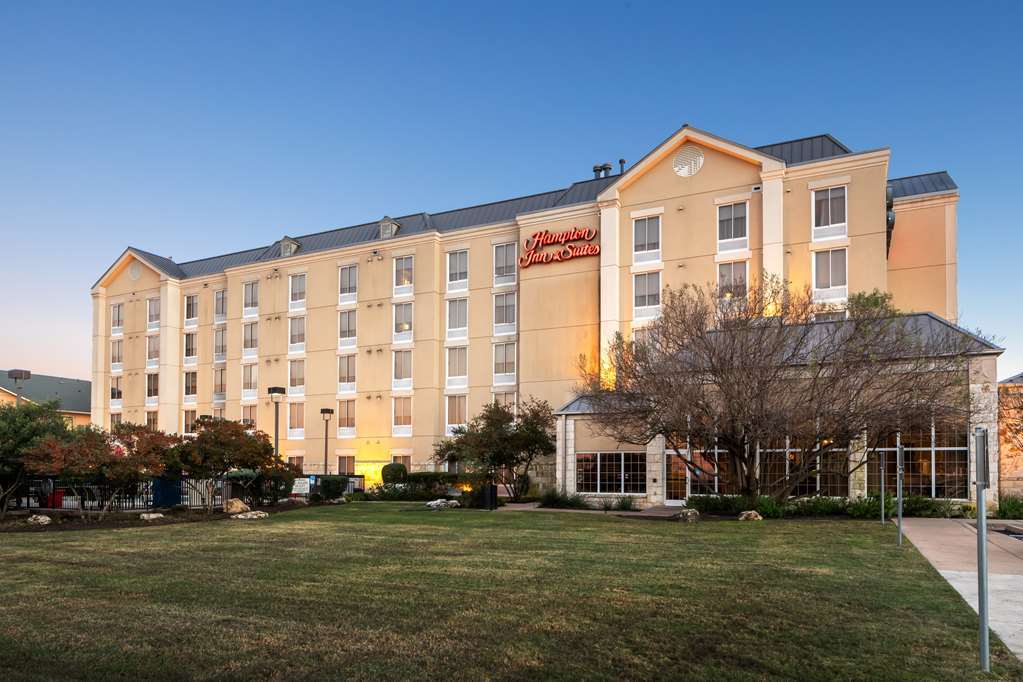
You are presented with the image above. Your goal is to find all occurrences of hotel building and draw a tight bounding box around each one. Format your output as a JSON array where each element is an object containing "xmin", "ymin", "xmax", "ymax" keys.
[{"xmin": 91, "ymin": 124, "xmax": 1000, "ymax": 500}]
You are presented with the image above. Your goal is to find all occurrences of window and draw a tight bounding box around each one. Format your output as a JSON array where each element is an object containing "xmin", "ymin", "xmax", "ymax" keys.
[
  {"xmin": 147, "ymin": 298, "xmax": 160, "ymax": 328},
  {"xmin": 339, "ymin": 264, "xmax": 358, "ymax": 304},
  {"xmin": 633, "ymin": 216, "xmax": 661, "ymax": 262},
  {"xmin": 214, "ymin": 290, "xmax": 227, "ymax": 321},
  {"xmin": 288, "ymin": 402, "xmax": 304, "ymax": 438},
  {"xmin": 110, "ymin": 303, "xmax": 124, "ymax": 332},
  {"xmin": 446, "ymin": 395, "xmax": 467, "ymax": 434},
  {"xmin": 717, "ymin": 262, "xmax": 747, "ymax": 299},
  {"xmin": 243, "ymin": 322, "xmax": 258, "ymax": 357},
  {"xmin": 184, "ymin": 332, "xmax": 197, "ymax": 361},
  {"xmin": 288, "ymin": 456, "xmax": 305, "ymax": 471},
  {"xmin": 242, "ymin": 363, "xmax": 258, "ymax": 393},
  {"xmin": 146, "ymin": 373, "xmax": 159, "ymax": 398},
  {"xmin": 394, "ymin": 255, "xmax": 414, "ymax": 294},
  {"xmin": 576, "ymin": 452, "xmax": 647, "ymax": 494},
  {"xmin": 289, "ymin": 316, "xmax": 306, "ymax": 352},
  {"xmin": 337, "ymin": 455, "xmax": 355, "ymax": 475},
  {"xmin": 634, "ymin": 272, "xmax": 661, "ymax": 317},
  {"xmin": 393, "ymin": 302, "xmax": 413, "ymax": 342},
  {"xmin": 289, "ymin": 360, "xmax": 305, "ymax": 395},
  {"xmin": 494, "ymin": 342, "xmax": 516, "ymax": 381},
  {"xmin": 242, "ymin": 405, "xmax": 256, "ymax": 428},
  {"xmin": 243, "ymin": 281, "xmax": 259, "ymax": 315},
  {"xmin": 184, "ymin": 295, "xmax": 198, "ymax": 324},
  {"xmin": 717, "ymin": 201, "xmax": 748, "ymax": 251},
  {"xmin": 338, "ymin": 354, "xmax": 356, "ymax": 391},
  {"xmin": 448, "ymin": 250, "xmax": 469, "ymax": 291},
  {"xmin": 813, "ymin": 248, "xmax": 848, "ymax": 301},
  {"xmin": 183, "ymin": 410, "xmax": 197, "ymax": 434},
  {"xmin": 494, "ymin": 243, "xmax": 516, "ymax": 285},
  {"xmin": 147, "ymin": 335, "xmax": 160, "ymax": 365},
  {"xmin": 184, "ymin": 371, "xmax": 197, "ymax": 398},
  {"xmin": 146, "ymin": 411, "xmax": 158, "ymax": 429},
  {"xmin": 337, "ymin": 400, "xmax": 356, "ymax": 433},
  {"xmin": 494, "ymin": 292, "xmax": 516, "ymax": 334},
  {"xmin": 813, "ymin": 186, "xmax": 847, "ymax": 239},
  {"xmin": 447, "ymin": 298, "xmax": 467, "ymax": 339},
  {"xmin": 392, "ymin": 454, "xmax": 412, "ymax": 469},
  {"xmin": 110, "ymin": 413, "xmax": 122, "ymax": 429},
  {"xmin": 110, "ymin": 376, "xmax": 122, "ymax": 401},
  {"xmin": 393, "ymin": 350, "xmax": 413, "ymax": 390},
  {"xmin": 494, "ymin": 392, "xmax": 516, "ymax": 411},
  {"xmin": 393, "ymin": 397, "xmax": 412, "ymax": 436},
  {"xmin": 338, "ymin": 310, "xmax": 357, "ymax": 348},
  {"xmin": 289, "ymin": 273, "xmax": 306, "ymax": 310},
  {"xmin": 867, "ymin": 420, "xmax": 969, "ymax": 499},
  {"xmin": 214, "ymin": 327, "xmax": 226, "ymax": 361},
  {"xmin": 213, "ymin": 368, "xmax": 226, "ymax": 397},
  {"xmin": 447, "ymin": 346, "xmax": 468, "ymax": 388},
  {"xmin": 111, "ymin": 339, "xmax": 123, "ymax": 368},
  {"xmin": 212, "ymin": 407, "xmax": 224, "ymax": 420}
]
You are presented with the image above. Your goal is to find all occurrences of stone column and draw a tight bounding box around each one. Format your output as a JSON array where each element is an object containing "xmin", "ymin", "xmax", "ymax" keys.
[
  {"xmin": 564, "ymin": 417, "xmax": 577, "ymax": 494},
  {"xmin": 645, "ymin": 435, "xmax": 665, "ymax": 507}
]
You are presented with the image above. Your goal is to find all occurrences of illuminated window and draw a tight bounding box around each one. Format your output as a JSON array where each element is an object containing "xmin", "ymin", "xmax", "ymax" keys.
[
  {"xmin": 394, "ymin": 302, "xmax": 413, "ymax": 338},
  {"xmin": 717, "ymin": 261, "xmax": 747, "ymax": 299},
  {"xmin": 394, "ymin": 255, "xmax": 414, "ymax": 293}
]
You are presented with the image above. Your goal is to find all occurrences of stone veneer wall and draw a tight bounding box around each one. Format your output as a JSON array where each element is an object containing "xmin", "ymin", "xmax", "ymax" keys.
[{"xmin": 998, "ymin": 384, "xmax": 1023, "ymax": 497}]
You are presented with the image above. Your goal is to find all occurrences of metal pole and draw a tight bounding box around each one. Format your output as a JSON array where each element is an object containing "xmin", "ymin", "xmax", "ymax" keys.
[
  {"xmin": 273, "ymin": 403, "xmax": 280, "ymax": 457},
  {"xmin": 323, "ymin": 417, "xmax": 329, "ymax": 476},
  {"xmin": 975, "ymin": 427, "xmax": 990, "ymax": 673},
  {"xmin": 897, "ymin": 444, "xmax": 904, "ymax": 547},
  {"xmin": 880, "ymin": 451, "xmax": 886, "ymax": 526}
]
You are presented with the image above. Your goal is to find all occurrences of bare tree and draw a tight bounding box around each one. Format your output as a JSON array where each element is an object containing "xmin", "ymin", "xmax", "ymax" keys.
[{"xmin": 576, "ymin": 278, "xmax": 981, "ymax": 502}]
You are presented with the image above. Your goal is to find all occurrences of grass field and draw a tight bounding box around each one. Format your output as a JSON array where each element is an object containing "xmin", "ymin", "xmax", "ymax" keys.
[{"xmin": 0, "ymin": 504, "xmax": 1019, "ymax": 681}]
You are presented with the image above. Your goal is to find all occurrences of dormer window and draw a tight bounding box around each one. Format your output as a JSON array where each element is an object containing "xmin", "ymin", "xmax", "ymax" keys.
[
  {"xmin": 280, "ymin": 237, "xmax": 300, "ymax": 258},
  {"xmin": 379, "ymin": 217, "xmax": 400, "ymax": 240}
]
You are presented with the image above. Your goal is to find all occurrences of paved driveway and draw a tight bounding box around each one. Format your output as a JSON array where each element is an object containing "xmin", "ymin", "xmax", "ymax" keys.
[{"xmin": 902, "ymin": 518, "xmax": 1023, "ymax": 660}]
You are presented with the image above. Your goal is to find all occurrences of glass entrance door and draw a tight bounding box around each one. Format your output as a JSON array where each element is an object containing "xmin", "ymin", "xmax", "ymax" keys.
[{"xmin": 665, "ymin": 452, "xmax": 688, "ymax": 506}]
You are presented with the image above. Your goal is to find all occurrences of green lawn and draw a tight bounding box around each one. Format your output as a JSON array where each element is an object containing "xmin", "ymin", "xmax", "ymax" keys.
[{"xmin": 0, "ymin": 504, "xmax": 1019, "ymax": 681}]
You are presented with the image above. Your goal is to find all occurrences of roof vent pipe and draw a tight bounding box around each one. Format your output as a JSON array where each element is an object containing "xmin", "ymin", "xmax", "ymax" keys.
[
  {"xmin": 619, "ymin": 159, "xmax": 626, "ymax": 174},
  {"xmin": 601, "ymin": 162, "xmax": 613, "ymax": 178},
  {"xmin": 592, "ymin": 164, "xmax": 603, "ymax": 179}
]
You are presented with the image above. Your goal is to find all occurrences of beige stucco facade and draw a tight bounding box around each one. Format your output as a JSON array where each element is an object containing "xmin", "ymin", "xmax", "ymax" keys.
[{"xmin": 91, "ymin": 124, "xmax": 974, "ymax": 490}]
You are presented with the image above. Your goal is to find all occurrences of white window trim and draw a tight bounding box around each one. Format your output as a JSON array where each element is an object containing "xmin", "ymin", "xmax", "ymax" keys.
[
  {"xmin": 338, "ymin": 264, "xmax": 358, "ymax": 306},
  {"xmin": 716, "ymin": 200, "xmax": 749, "ymax": 253},
  {"xmin": 336, "ymin": 400, "xmax": 356, "ymax": 439},
  {"xmin": 213, "ymin": 328, "xmax": 227, "ymax": 365},
  {"xmin": 288, "ymin": 360, "xmax": 305, "ymax": 397},
  {"xmin": 493, "ymin": 291, "xmax": 516, "ymax": 336},
  {"xmin": 392, "ymin": 301, "xmax": 414, "ymax": 345},
  {"xmin": 811, "ymin": 185, "xmax": 848, "ymax": 242},
  {"xmin": 393, "ymin": 255, "xmax": 414, "ymax": 297},
  {"xmin": 146, "ymin": 298, "xmax": 161, "ymax": 331},
  {"xmin": 811, "ymin": 247, "xmax": 849, "ymax": 303},
  {"xmin": 338, "ymin": 310, "xmax": 357, "ymax": 349},
  {"xmin": 445, "ymin": 394, "xmax": 467, "ymax": 437},
  {"xmin": 446, "ymin": 298, "xmax": 468, "ymax": 341},
  {"xmin": 632, "ymin": 215, "xmax": 661, "ymax": 265},
  {"xmin": 288, "ymin": 316, "xmax": 306, "ymax": 355},
  {"xmin": 717, "ymin": 260, "xmax": 749, "ymax": 301},
  {"xmin": 391, "ymin": 397, "xmax": 412, "ymax": 437},
  {"xmin": 184, "ymin": 295, "xmax": 199, "ymax": 329},
  {"xmin": 287, "ymin": 403, "xmax": 305, "ymax": 440},
  {"xmin": 242, "ymin": 281, "xmax": 259, "ymax": 318},
  {"xmin": 337, "ymin": 354, "xmax": 357, "ymax": 395},
  {"xmin": 241, "ymin": 364, "xmax": 258, "ymax": 401},
  {"xmin": 493, "ymin": 242, "xmax": 517, "ymax": 287},
  {"xmin": 446, "ymin": 346, "xmax": 468, "ymax": 389},
  {"xmin": 493, "ymin": 341, "xmax": 517, "ymax": 386},
  {"xmin": 110, "ymin": 303, "xmax": 124, "ymax": 336},
  {"xmin": 213, "ymin": 290, "xmax": 227, "ymax": 324},
  {"xmin": 289, "ymin": 273, "xmax": 307, "ymax": 312},
  {"xmin": 446, "ymin": 249, "xmax": 469, "ymax": 292},
  {"xmin": 629, "ymin": 206, "xmax": 664, "ymax": 219},
  {"xmin": 392, "ymin": 350, "xmax": 413, "ymax": 392},
  {"xmin": 633, "ymin": 272, "xmax": 661, "ymax": 320}
]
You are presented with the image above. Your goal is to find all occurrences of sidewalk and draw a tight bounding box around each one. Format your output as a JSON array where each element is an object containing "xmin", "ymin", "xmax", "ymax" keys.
[{"xmin": 902, "ymin": 518, "xmax": 1023, "ymax": 660}]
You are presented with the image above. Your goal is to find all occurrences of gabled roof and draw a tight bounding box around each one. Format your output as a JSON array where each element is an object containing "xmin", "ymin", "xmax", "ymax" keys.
[
  {"xmin": 754, "ymin": 134, "xmax": 852, "ymax": 165},
  {"xmin": 0, "ymin": 371, "xmax": 91, "ymax": 413},
  {"xmin": 888, "ymin": 171, "xmax": 958, "ymax": 199},
  {"xmin": 1000, "ymin": 371, "xmax": 1023, "ymax": 385}
]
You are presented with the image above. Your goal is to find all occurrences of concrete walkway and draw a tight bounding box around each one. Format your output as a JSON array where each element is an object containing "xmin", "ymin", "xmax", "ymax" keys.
[{"xmin": 902, "ymin": 518, "xmax": 1023, "ymax": 660}]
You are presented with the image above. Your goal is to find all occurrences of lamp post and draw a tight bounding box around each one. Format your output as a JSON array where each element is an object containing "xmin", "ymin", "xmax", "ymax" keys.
[
  {"xmin": 268, "ymin": 387, "xmax": 285, "ymax": 457},
  {"xmin": 320, "ymin": 407, "xmax": 334, "ymax": 477},
  {"xmin": 7, "ymin": 369, "xmax": 30, "ymax": 406}
]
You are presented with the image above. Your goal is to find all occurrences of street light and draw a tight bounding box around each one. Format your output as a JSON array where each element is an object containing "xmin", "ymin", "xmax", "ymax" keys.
[
  {"xmin": 7, "ymin": 369, "xmax": 30, "ymax": 406},
  {"xmin": 320, "ymin": 407, "xmax": 334, "ymax": 476},
  {"xmin": 268, "ymin": 387, "xmax": 286, "ymax": 457}
]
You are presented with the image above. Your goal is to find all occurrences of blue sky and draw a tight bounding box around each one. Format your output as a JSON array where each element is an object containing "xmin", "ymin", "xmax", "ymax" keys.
[{"xmin": 1, "ymin": 1, "xmax": 1020, "ymax": 380}]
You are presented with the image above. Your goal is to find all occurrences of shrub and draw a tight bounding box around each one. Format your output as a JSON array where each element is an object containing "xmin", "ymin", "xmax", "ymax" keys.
[
  {"xmin": 597, "ymin": 497, "xmax": 616, "ymax": 513},
  {"xmin": 308, "ymin": 492, "xmax": 323, "ymax": 504},
  {"xmin": 538, "ymin": 488, "xmax": 590, "ymax": 509},
  {"xmin": 319, "ymin": 475, "xmax": 349, "ymax": 500},
  {"xmin": 615, "ymin": 496, "xmax": 636, "ymax": 512},
  {"xmin": 754, "ymin": 496, "xmax": 786, "ymax": 519},
  {"xmin": 848, "ymin": 493, "xmax": 894, "ymax": 520},
  {"xmin": 998, "ymin": 494, "xmax": 1023, "ymax": 520},
  {"xmin": 381, "ymin": 462, "xmax": 408, "ymax": 485},
  {"xmin": 961, "ymin": 503, "xmax": 977, "ymax": 519},
  {"xmin": 345, "ymin": 491, "xmax": 368, "ymax": 502},
  {"xmin": 405, "ymin": 472, "xmax": 460, "ymax": 496},
  {"xmin": 786, "ymin": 496, "xmax": 848, "ymax": 517},
  {"xmin": 686, "ymin": 495, "xmax": 742, "ymax": 515}
]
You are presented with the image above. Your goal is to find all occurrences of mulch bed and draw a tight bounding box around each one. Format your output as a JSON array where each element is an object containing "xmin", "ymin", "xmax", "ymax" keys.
[{"xmin": 0, "ymin": 503, "xmax": 312, "ymax": 533}]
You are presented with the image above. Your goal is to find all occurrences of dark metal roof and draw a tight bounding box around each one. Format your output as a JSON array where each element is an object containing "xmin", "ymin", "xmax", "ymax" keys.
[
  {"xmin": 888, "ymin": 171, "xmax": 958, "ymax": 199},
  {"xmin": 1000, "ymin": 371, "xmax": 1023, "ymax": 385},
  {"xmin": 129, "ymin": 175, "xmax": 619, "ymax": 281},
  {"xmin": 0, "ymin": 371, "xmax": 91, "ymax": 413},
  {"xmin": 755, "ymin": 134, "xmax": 852, "ymax": 165}
]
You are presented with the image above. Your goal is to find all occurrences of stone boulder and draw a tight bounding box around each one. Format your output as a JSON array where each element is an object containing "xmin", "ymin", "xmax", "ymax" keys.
[
  {"xmin": 231, "ymin": 511, "xmax": 269, "ymax": 520},
  {"xmin": 679, "ymin": 509, "xmax": 700, "ymax": 523},
  {"xmin": 140, "ymin": 513, "xmax": 165, "ymax": 522},
  {"xmin": 26, "ymin": 514, "xmax": 52, "ymax": 526},
  {"xmin": 738, "ymin": 510, "xmax": 763, "ymax": 521},
  {"xmin": 426, "ymin": 499, "xmax": 460, "ymax": 510},
  {"xmin": 327, "ymin": 498, "xmax": 347, "ymax": 505},
  {"xmin": 224, "ymin": 498, "xmax": 250, "ymax": 514}
]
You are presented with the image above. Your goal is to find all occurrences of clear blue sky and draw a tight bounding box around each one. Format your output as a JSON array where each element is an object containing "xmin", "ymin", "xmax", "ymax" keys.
[{"xmin": 2, "ymin": 1, "xmax": 1020, "ymax": 380}]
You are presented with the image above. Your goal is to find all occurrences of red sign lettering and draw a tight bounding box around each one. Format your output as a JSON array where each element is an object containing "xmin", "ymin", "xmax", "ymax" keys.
[{"xmin": 519, "ymin": 227, "xmax": 600, "ymax": 268}]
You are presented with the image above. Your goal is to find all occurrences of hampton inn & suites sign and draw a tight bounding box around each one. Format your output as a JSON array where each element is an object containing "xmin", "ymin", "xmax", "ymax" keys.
[{"xmin": 518, "ymin": 227, "xmax": 600, "ymax": 268}]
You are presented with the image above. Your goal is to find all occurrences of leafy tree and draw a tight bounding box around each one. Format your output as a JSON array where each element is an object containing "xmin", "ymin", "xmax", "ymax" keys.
[
  {"xmin": 433, "ymin": 398, "xmax": 555, "ymax": 501},
  {"xmin": 381, "ymin": 462, "xmax": 408, "ymax": 485},
  {"xmin": 164, "ymin": 416, "xmax": 276, "ymax": 512},
  {"xmin": 0, "ymin": 401, "xmax": 70, "ymax": 519}
]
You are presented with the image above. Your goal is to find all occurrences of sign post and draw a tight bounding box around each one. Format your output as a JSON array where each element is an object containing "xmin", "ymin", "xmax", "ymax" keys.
[
  {"xmin": 880, "ymin": 451, "xmax": 886, "ymax": 526},
  {"xmin": 897, "ymin": 444, "xmax": 905, "ymax": 546},
  {"xmin": 975, "ymin": 426, "xmax": 990, "ymax": 673}
]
